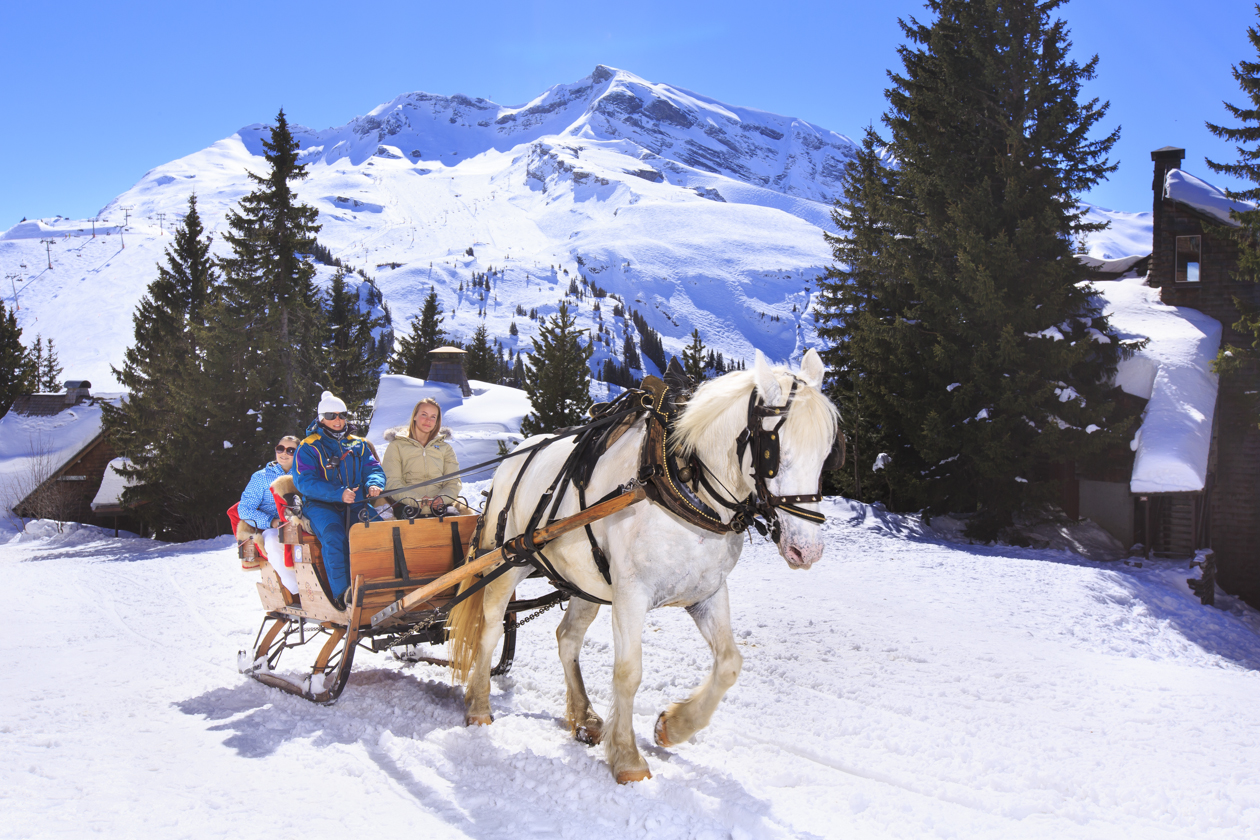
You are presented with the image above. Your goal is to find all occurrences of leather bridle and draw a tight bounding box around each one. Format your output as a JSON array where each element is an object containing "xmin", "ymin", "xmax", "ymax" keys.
[{"xmin": 693, "ymin": 377, "xmax": 839, "ymax": 543}]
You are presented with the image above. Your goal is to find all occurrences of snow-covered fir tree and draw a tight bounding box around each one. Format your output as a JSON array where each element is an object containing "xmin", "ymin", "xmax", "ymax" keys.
[
  {"xmin": 681, "ymin": 328, "xmax": 708, "ymax": 382},
  {"xmin": 464, "ymin": 324, "xmax": 498, "ymax": 382},
  {"xmin": 520, "ymin": 302, "xmax": 592, "ymax": 436},
  {"xmin": 816, "ymin": 0, "xmax": 1139, "ymax": 536},
  {"xmin": 325, "ymin": 267, "xmax": 389, "ymax": 414},
  {"xmin": 216, "ymin": 108, "xmax": 326, "ymax": 438},
  {"xmin": 0, "ymin": 301, "xmax": 36, "ymax": 415},
  {"xmin": 102, "ymin": 194, "xmax": 223, "ymax": 538},
  {"xmin": 390, "ymin": 286, "xmax": 445, "ymax": 378}
]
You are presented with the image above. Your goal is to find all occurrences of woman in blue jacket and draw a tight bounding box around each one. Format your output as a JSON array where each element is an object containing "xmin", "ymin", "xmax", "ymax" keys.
[
  {"xmin": 293, "ymin": 392, "xmax": 386, "ymax": 606},
  {"xmin": 239, "ymin": 435, "xmax": 299, "ymax": 592}
]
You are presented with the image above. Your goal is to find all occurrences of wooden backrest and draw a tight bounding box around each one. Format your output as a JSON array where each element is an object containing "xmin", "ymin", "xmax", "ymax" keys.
[{"xmin": 348, "ymin": 514, "xmax": 479, "ymax": 583}]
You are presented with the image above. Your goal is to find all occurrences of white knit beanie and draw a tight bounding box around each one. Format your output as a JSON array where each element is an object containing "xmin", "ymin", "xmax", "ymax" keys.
[{"xmin": 318, "ymin": 391, "xmax": 348, "ymax": 415}]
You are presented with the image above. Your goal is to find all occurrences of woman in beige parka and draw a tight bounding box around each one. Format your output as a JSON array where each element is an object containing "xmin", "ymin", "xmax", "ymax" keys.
[{"xmin": 382, "ymin": 397, "xmax": 462, "ymax": 515}]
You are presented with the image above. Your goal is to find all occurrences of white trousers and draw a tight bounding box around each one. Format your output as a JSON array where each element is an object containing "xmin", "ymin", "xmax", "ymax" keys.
[{"xmin": 263, "ymin": 527, "xmax": 299, "ymax": 594}]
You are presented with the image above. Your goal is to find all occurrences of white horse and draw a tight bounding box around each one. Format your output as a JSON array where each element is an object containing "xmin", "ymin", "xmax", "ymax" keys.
[{"xmin": 448, "ymin": 349, "xmax": 840, "ymax": 783}]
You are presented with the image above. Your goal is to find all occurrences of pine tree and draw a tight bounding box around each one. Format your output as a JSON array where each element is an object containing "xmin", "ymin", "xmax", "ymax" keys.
[
  {"xmin": 817, "ymin": 128, "xmax": 908, "ymax": 503},
  {"xmin": 390, "ymin": 286, "xmax": 445, "ymax": 377},
  {"xmin": 101, "ymin": 194, "xmax": 222, "ymax": 538},
  {"xmin": 815, "ymin": 0, "xmax": 1136, "ymax": 535},
  {"xmin": 520, "ymin": 302, "xmax": 593, "ymax": 436},
  {"xmin": 0, "ymin": 301, "xmax": 36, "ymax": 415},
  {"xmin": 465, "ymin": 324, "xmax": 498, "ymax": 382},
  {"xmin": 1207, "ymin": 5, "xmax": 1260, "ymax": 416},
  {"xmin": 217, "ymin": 108, "xmax": 326, "ymax": 438},
  {"xmin": 35, "ymin": 337, "xmax": 62, "ymax": 391},
  {"xmin": 622, "ymin": 332, "xmax": 641, "ymax": 370},
  {"xmin": 325, "ymin": 268, "xmax": 389, "ymax": 413},
  {"xmin": 681, "ymin": 328, "xmax": 707, "ymax": 381}
]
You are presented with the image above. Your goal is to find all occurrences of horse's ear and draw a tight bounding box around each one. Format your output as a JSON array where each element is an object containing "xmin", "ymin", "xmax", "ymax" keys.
[
  {"xmin": 800, "ymin": 349, "xmax": 825, "ymax": 388},
  {"xmin": 754, "ymin": 350, "xmax": 782, "ymax": 404}
]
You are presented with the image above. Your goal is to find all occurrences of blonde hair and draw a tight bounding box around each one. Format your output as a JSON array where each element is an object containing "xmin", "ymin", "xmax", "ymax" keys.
[{"xmin": 409, "ymin": 397, "xmax": 443, "ymax": 445}]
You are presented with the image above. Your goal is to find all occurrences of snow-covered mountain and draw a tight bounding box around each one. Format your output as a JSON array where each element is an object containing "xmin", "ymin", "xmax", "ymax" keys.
[{"xmin": 0, "ymin": 66, "xmax": 1149, "ymax": 388}]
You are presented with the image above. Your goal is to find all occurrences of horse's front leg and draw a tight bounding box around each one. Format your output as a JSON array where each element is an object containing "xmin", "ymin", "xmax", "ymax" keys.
[
  {"xmin": 556, "ymin": 597, "xmax": 603, "ymax": 744},
  {"xmin": 654, "ymin": 582, "xmax": 743, "ymax": 748},
  {"xmin": 606, "ymin": 590, "xmax": 651, "ymax": 783}
]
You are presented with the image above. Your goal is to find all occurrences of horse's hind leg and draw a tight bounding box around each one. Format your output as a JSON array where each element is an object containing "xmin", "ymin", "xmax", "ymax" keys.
[
  {"xmin": 606, "ymin": 591, "xmax": 652, "ymax": 783},
  {"xmin": 556, "ymin": 597, "xmax": 603, "ymax": 744},
  {"xmin": 654, "ymin": 583, "xmax": 743, "ymax": 748},
  {"xmin": 462, "ymin": 566, "xmax": 530, "ymax": 725}
]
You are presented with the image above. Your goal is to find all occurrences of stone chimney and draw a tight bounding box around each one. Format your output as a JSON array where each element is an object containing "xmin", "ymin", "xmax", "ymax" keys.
[
  {"xmin": 426, "ymin": 347, "xmax": 472, "ymax": 397},
  {"xmin": 1149, "ymin": 147, "xmax": 1186, "ymax": 288},
  {"xmin": 1151, "ymin": 146, "xmax": 1185, "ymax": 200},
  {"xmin": 63, "ymin": 380, "xmax": 92, "ymax": 405}
]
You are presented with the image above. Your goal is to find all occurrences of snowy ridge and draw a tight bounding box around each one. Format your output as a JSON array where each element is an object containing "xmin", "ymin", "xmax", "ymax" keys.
[
  {"xmin": 4, "ymin": 496, "xmax": 1260, "ymax": 838},
  {"xmin": 0, "ymin": 66, "xmax": 1150, "ymax": 390}
]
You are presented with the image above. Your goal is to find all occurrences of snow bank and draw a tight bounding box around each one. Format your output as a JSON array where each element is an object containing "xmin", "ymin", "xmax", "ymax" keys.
[
  {"xmin": 1096, "ymin": 277, "xmax": 1221, "ymax": 493},
  {"xmin": 1165, "ymin": 169, "xmax": 1255, "ymax": 227},
  {"xmin": 366, "ymin": 374, "xmax": 532, "ymax": 483}
]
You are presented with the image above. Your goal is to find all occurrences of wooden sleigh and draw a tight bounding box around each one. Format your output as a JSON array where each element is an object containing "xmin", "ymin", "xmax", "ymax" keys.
[{"xmin": 238, "ymin": 486, "xmax": 645, "ymax": 704}]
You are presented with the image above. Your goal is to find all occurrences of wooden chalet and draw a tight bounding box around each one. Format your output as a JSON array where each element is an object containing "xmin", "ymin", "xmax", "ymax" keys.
[
  {"xmin": 3, "ymin": 381, "xmax": 138, "ymax": 530},
  {"xmin": 1074, "ymin": 147, "xmax": 1259, "ymax": 605},
  {"xmin": 1145, "ymin": 147, "xmax": 1260, "ymax": 599}
]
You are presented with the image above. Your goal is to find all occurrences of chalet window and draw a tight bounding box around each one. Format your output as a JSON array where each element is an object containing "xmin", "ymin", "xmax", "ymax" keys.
[{"xmin": 1176, "ymin": 235, "xmax": 1202, "ymax": 283}]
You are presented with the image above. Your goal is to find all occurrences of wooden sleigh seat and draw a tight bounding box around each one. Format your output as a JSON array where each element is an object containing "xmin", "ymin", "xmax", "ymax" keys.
[{"xmin": 254, "ymin": 514, "xmax": 479, "ymax": 628}]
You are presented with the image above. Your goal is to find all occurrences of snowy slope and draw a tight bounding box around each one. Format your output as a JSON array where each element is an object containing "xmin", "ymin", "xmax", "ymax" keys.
[
  {"xmin": 0, "ymin": 66, "xmax": 1151, "ymax": 389},
  {"xmin": 4, "ymin": 498, "xmax": 1259, "ymax": 839}
]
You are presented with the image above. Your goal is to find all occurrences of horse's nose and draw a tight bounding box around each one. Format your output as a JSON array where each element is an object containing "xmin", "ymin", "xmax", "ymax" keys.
[
  {"xmin": 784, "ymin": 538, "xmax": 823, "ymax": 569},
  {"xmin": 785, "ymin": 543, "xmax": 806, "ymax": 567}
]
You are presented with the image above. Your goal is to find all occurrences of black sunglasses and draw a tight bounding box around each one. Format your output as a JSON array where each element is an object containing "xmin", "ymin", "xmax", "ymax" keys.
[
  {"xmin": 322, "ymin": 412, "xmax": 348, "ymax": 421},
  {"xmin": 275, "ymin": 445, "xmax": 296, "ymax": 454}
]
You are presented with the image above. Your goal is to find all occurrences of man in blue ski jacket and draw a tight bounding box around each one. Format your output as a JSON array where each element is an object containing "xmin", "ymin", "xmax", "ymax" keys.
[{"xmin": 293, "ymin": 391, "xmax": 385, "ymax": 607}]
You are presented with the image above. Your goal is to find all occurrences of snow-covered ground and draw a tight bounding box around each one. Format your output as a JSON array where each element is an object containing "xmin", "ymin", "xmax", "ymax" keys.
[{"xmin": 5, "ymin": 496, "xmax": 1259, "ymax": 839}]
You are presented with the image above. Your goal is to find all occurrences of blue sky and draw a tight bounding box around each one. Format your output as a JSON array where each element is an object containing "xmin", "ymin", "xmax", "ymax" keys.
[{"xmin": 1, "ymin": 0, "xmax": 1255, "ymax": 228}]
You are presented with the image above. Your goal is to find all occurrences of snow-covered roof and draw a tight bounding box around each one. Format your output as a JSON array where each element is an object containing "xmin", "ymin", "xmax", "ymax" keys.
[
  {"xmin": 1077, "ymin": 254, "xmax": 1148, "ymax": 277},
  {"xmin": 1164, "ymin": 169, "xmax": 1254, "ymax": 227},
  {"xmin": 91, "ymin": 457, "xmax": 136, "ymax": 512},
  {"xmin": 366, "ymin": 374, "xmax": 532, "ymax": 484},
  {"xmin": 1096, "ymin": 277, "xmax": 1221, "ymax": 494},
  {"xmin": 0, "ymin": 396, "xmax": 121, "ymax": 510}
]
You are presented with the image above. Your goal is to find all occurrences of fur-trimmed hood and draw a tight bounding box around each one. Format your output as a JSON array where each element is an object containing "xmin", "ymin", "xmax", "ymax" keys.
[{"xmin": 383, "ymin": 425, "xmax": 453, "ymax": 445}]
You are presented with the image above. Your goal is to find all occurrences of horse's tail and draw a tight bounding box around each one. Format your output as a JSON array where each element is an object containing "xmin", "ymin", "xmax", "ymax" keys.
[{"xmin": 446, "ymin": 578, "xmax": 485, "ymax": 686}]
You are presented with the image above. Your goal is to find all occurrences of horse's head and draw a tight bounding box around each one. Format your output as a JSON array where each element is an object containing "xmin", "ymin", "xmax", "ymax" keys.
[
  {"xmin": 673, "ymin": 348, "xmax": 841, "ymax": 570},
  {"xmin": 749, "ymin": 349, "xmax": 840, "ymax": 569}
]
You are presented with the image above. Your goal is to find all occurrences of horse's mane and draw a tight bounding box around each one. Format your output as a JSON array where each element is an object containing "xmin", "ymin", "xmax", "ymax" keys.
[{"xmin": 671, "ymin": 367, "xmax": 839, "ymax": 468}]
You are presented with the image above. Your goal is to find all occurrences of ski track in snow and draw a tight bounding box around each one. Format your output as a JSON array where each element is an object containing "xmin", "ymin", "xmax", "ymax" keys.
[{"xmin": 3, "ymin": 500, "xmax": 1260, "ymax": 839}]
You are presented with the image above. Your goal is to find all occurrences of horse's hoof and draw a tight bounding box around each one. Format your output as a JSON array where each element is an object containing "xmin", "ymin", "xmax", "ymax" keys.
[
  {"xmin": 615, "ymin": 767, "xmax": 652, "ymax": 785},
  {"xmin": 466, "ymin": 713, "xmax": 493, "ymax": 726},
  {"xmin": 575, "ymin": 723, "xmax": 602, "ymax": 746},
  {"xmin": 654, "ymin": 712, "xmax": 674, "ymax": 748}
]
